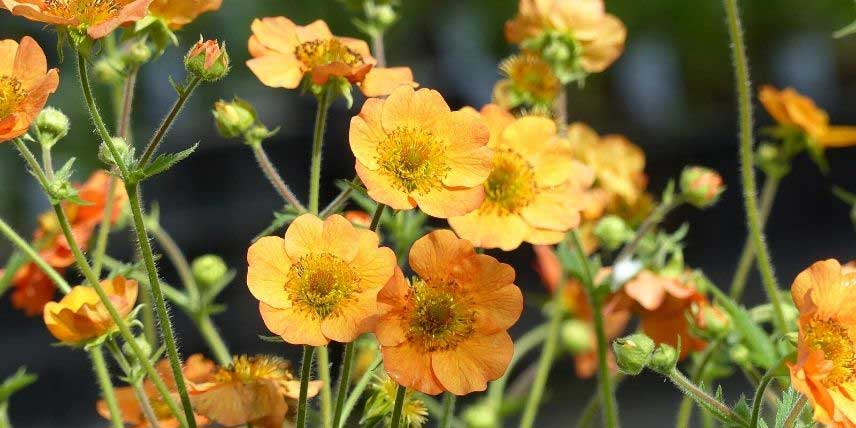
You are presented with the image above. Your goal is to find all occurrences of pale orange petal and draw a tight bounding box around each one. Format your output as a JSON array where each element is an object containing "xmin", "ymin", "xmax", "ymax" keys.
[
  {"xmin": 349, "ymin": 97, "xmax": 386, "ymax": 169},
  {"xmin": 448, "ymin": 210, "xmax": 529, "ymax": 251},
  {"xmin": 380, "ymin": 86, "xmax": 450, "ymax": 134},
  {"xmin": 251, "ymin": 17, "xmax": 299, "ymax": 53},
  {"xmin": 408, "ymin": 230, "xmax": 474, "ymax": 282},
  {"xmin": 259, "ymin": 303, "xmax": 328, "ymax": 346},
  {"xmin": 283, "ymin": 214, "xmax": 324, "ymax": 261},
  {"xmin": 431, "ymin": 331, "xmax": 514, "ymax": 395},
  {"xmin": 247, "ymin": 236, "xmax": 292, "ymax": 309},
  {"xmin": 817, "ymin": 126, "xmax": 856, "ymax": 148},
  {"xmin": 359, "ymin": 67, "xmax": 417, "ymax": 97},
  {"xmin": 382, "ymin": 341, "xmax": 445, "ymax": 395},
  {"xmin": 246, "ymin": 54, "xmax": 304, "ymax": 89},
  {"xmin": 436, "ymin": 110, "xmax": 493, "ymax": 188},
  {"xmin": 355, "ymin": 161, "xmax": 415, "ymax": 210},
  {"xmin": 411, "ymin": 185, "xmax": 485, "ymax": 219}
]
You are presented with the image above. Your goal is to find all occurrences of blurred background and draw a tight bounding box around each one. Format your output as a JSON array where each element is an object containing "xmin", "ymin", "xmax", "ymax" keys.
[{"xmin": 1, "ymin": 0, "xmax": 855, "ymax": 426}]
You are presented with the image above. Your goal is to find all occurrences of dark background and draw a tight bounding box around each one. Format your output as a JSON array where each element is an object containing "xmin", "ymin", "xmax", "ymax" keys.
[{"xmin": 1, "ymin": 0, "xmax": 855, "ymax": 426}]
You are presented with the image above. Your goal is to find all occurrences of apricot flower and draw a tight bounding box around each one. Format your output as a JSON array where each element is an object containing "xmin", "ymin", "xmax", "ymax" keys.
[
  {"xmin": 149, "ymin": 0, "xmax": 221, "ymax": 29},
  {"xmin": 0, "ymin": 36, "xmax": 59, "ymax": 143},
  {"xmin": 449, "ymin": 112, "xmax": 594, "ymax": 250},
  {"xmin": 376, "ymin": 230, "xmax": 523, "ymax": 395},
  {"xmin": 760, "ymin": 85, "xmax": 856, "ymax": 149},
  {"xmin": 42, "ymin": 276, "xmax": 138, "ymax": 345},
  {"xmin": 568, "ymin": 122, "xmax": 647, "ymax": 206},
  {"xmin": 0, "ymin": 0, "xmax": 151, "ymax": 39},
  {"xmin": 247, "ymin": 214, "xmax": 396, "ymax": 346},
  {"xmin": 789, "ymin": 259, "xmax": 856, "ymax": 427},
  {"xmin": 350, "ymin": 86, "xmax": 493, "ymax": 218}
]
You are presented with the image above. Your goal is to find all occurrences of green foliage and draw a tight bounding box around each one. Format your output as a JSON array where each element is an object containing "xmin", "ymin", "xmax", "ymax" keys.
[{"xmin": 133, "ymin": 143, "xmax": 199, "ymax": 182}]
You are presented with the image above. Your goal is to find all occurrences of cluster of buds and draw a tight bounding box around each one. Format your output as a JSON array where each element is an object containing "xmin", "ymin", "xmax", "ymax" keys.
[
  {"xmin": 211, "ymin": 98, "xmax": 277, "ymax": 146},
  {"xmin": 612, "ymin": 333, "xmax": 679, "ymax": 376}
]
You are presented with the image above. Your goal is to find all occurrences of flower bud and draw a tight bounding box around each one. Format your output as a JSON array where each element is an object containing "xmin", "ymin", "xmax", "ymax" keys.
[
  {"xmin": 33, "ymin": 107, "xmax": 70, "ymax": 148},
  {"xmin": 680, "ymin": 166, "xmax": 724, "ymax": 208},
  {"xmin": 612, "ymin": 333, "xmax": 655, "ymax": 376},
  {"xmin": 93, "ymin": 57, "xmax": 125, "ymax": 85},
  {"xmin": 691, "ymin": 301, "xmax": 730, "ymax": 337},
  {"xmin": 192, "ymin": 254, "xmax": 228, "ymax": 289},
  {"xmin": 594, "ymin": 215, "xmax": 632, "ymax": 251},
  {"xmin": 213, "ymin": 98, "xmax": 257, "ymax": 139},
  {"xmin": 126, "ymin": 40, "xmax": 153, "ymax": 66},
  {"xmin": 98, "ymin": 137, "xmax": 132, "ymax": 168},
  {"xmin": 123, "ymin": 337, "xmax": 152, "ymax": 362},
  {"xmin": 649, "ymin": 343, "xmax": 679, "ymax": 375},
  {"xmin": 560, "ymin": 319, "xmax": 594, "ymax": 354},
  {"xmin": 729, "ymin": 344, "xmax": 750, "ymax": 365},
  {"xmin": 462, "ymin": 403, "xmax": 499, "ymax": 428},
  {"xmin": 185, "ymin": 38, "xmax": 229, "ymax": 81},
  {"xmin": 344, "ymin": 210, "xmax": 372, "ymax": 228}
]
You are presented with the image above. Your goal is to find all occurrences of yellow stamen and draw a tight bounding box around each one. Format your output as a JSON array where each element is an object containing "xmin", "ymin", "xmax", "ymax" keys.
[
  {"xmin": 376, "ymin": 127, "xmax": 449, "ymax": 195},
  {"xmin": 294, "ymin": 39, "xmax": 363, "ymax": 70},
  {"xmin": 804, "ymin": 316, "xmax": 856, "ymax": 385},
  {"xmin": 43, "ymin": 0, "xmax": 120, "ymax": 24},
  {"xmin": 213, "ymin": 355, "xmax": 293, "ymax": 384},
  {"xmin": 483, "ymin": 150, "xmax": 537, "ymax": 215},
  {"xmin": 0, "ymin": 76, "xmax": 26, "ymax": 120},
  {"xmin": 287, "ymin": 253, "xmax": 359, "ymax": 319},
  {"xmin": 500, "ymin": 53, "xmax": 561, "ymax": 102},
  {"xmin": 406, "ymin": 278, "xmax": 475, "ymax": 352}
]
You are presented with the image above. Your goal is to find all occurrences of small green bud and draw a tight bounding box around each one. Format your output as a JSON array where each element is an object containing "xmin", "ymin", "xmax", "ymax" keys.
[
  {"xmin": 729, "ymin": 344, "xmax": 750, "ymax": 365},
  {"xmin": 560, "ymin": 319, "xmax": 594, "ymax": 354},
  {"xmin": 126, "ymin": 40, "xmax": 153, "ymax": 66},
  {"xmin": 185, "ymin": 38, "xmax": 230, "ymax": 81},
  {"xmin": 244, "ymin": 125, "xmax": 278, "ymax": 146},
  {"xmin": 649, "ymin": 343, "xmax": 679, "ymax": 375},
  {"xmin": 93, "ymin": 57, "xmax": 125, "ymax": 85},
  {"xmin": 374, "ymin": 4, "xmax": 398, "ymax": 27},
  {"xmin": 32, "ymin": 107, "xmax": 70, "ymax": 148},
  {"xmin": 212, "ymin": 98, "xmax": 257, "ymax": 139},
  {"xmin": 680, "ymin": 166, "xmax": 724, "ymax": 208},
  {"xmin": 462, "ymin": 403, "xmax": 499, "ymax": 428},
  {"xmin": 191, "ymin": 254, "xmax": 228, "ymax": 289},
  {"xmin": 612, "ymin": 333, "xmax": 655, "ymax": 376},
  {"xmin": 594, "ymin": 215, "xmax": 632, "ymax": 251},
  {"xmin": 98, "ymin": 137, "xmax": 132, "ymax": 168}
]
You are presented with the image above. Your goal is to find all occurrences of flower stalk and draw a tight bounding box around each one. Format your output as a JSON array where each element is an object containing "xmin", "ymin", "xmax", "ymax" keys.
[
  {"xmin": 89, "ymin": 345, "xmax": 124, "ymax": 428},
  {"xmin": 729, "ymin": 175, "xmax": 781, "ymax": 299},
  {"xmin": 309, "ymin": 87, "xmax": 333, "ymax": 214},
  {"xmin": 389, "ymin": 384, "xmax": 407, "ymax": 428},
  {"xmin": 439, "ymin": 393, "xmax": 457, "ymax": 428},
  {"xmin": 296, "ymin": 345, "xmax": 316, "ymax": 428},
  {"xmin": 138, "ymin": 76, "xmax": 203, "ymax": 167},
  {"xmin": 251, "ymin": 142, "xmax": 306, "ymax": 212}
]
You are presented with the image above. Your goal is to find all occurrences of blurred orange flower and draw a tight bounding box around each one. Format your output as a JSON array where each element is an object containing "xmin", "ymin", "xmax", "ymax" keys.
[
  {"xmin": 449, "ymin": 113, "xmax": 593, "ymax": 250},
  {"xmin": 98, "ymin": 354, "xmax": 215, "ymax": 428},
  {"xmin": 10, "ymin": 263, "xmax": 58, "ymax": 316},
  {"xmin": 149, "ymin": 0, "xmax": 221, "ymax": 29},
  {"xmin": 759, "ymin": 85, "xmax": 856, "ymax": 149},
  {"xmin": 246, "ymin": 16, "xmax": 415, "ymax": 96},
  {"xmin": 375, "ymin": 230, "xmax": 523, "ymax": 395},
  {"xmin": 504, "ymin": 0, "xmax": 626, "ymax": 72},
  {"xmin": 247, "ymin": 214, "xmax": 396, "ymax": 346},
  {"xmin": 623, "ymin": 270, "xmax": 707, "ymax": 359},
  {"xmin": 0, "ymin": 36, "xmax": 59, "ymax": 143},
  {"xmin": 789, "ymin": 259, "xmax": 856, "ymax": 428},
  {"xmin": 43, "ymin": 276, "xmax": 138, "ymax": 345},
  {"xmin": 493, "ymin": 52, "xmax": 561, "ymax": 108},
  {"xmin": 190, "ymin": 355, "xmax": 322, "ymax": 428},
  {"xmin": 0, "ymin": 0, "xmax": 150, "ymax": 39},
  {"xmin": 569, "ymin": 123, "xmax": 647, "ymax": 206},
  {"xmin": 350, "ymin": 87, "xmax": 493, "ymax": 218}
]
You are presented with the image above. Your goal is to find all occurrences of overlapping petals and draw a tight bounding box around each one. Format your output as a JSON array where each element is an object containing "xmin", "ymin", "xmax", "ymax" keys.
[
  {"xmin": 43, "ymin": 276, "xmax": 138, "ymax": 345},
  {"xmin": 0, "ymin": 36, "xmax": 59, "ymax": 142},
  {"xmin": 0, "ymin": 0, "xmax": 151, "ymax": 39}
]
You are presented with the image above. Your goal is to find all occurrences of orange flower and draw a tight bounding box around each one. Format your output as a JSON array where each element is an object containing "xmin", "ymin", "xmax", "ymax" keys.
[
  {"xmin": 0, "ymin": 36, "xmax": 59, "ymax": 143},
  {"xmin": 449, "ymin": 111, "xmax": 593, "ymax": 250},
  {"xmin": 190, "ymin": 355, "xmax": 323, "ymax": 428},
  {"xmin": 493, "ymin": 52, "xmax": 561, "ymax": 108},
  {"xmin": 344, "ymin": 210, "xmax": 372, "ymax": 228},
  {"xmin": 504, "ymin": 0, "xmax": 626, "ymax": 73},
  {"xmin": 759, "ymin": 85, "xmax": 856, "ymax": 149},
  {"xmin": 0, "ymin": 0, "xmax": 151, "ymax": 39},
  {"xmin": 97, "ymin": 354, "xmax": 215, "ymax": 428},
  {"xmin": 623, "ymin": 270, "xmax": 707, "ymax": 359},
  {"xmin": 149, "ymin": 0, "xmax": 221, "ymax": 29},
  {"xmin": 10, "ymin": 263, "xmax": 59, "ymax": 316},
  {"xmin": 350, "ymin": 86, "xmax": 493, "ymax": 218},
  {"xmin": 375, "ymin": 230, "xmax": 523, "ymax": 395},
  {"xmin": 43, "ymin": 276, "xmax": 138, "ymax": 345},
  {"xmin": 246, "ymin": 16, "xmax": 416, "ymax": 96},
  {"xmin": 569, "ymin": 122, "xmax": 647, "ymax": 206},
  {"xmin": 789, "ymin": 259, "xmax": 856, "ymax": 427},
  {"xmin": 247, "ymin": 213, "xmax": 396, "ymax": 346}
]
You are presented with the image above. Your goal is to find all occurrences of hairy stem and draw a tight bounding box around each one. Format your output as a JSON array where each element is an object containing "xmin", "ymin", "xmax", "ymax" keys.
[
  {"xmin": 668, "ymin": 369, "xmax": 748, "ymax": 427},
  {"xmin": 297, "ymin": 345, "xmax": 316, "ymax": 428},
  {"xmin": 339, "ymin": 353, "xmax": 382, "ymax": 427},
  {"xmin": 439, "ymin": 393, "xmax": 457, "ymax": 428},
  {"xmin": 487, "ymin": 324, "xmax": 549, "ymax": 410},
  {"xmin": 332, "ymin": 342, "xmax": 355, "ymax": 428},
  {"xmin": 138, "ymin": 77, "xmax": 203, "ymax": 167},
  {"xmin": 90, "ymin": 346, "xmax": 124, "ymax": 428},
  {"xmin": 729, "ymin": 175, "xmax": 781, "ymax": 300},
  {"xmin": 783, "ymin": 395, "xmax": 807, "ymax": 428},
  {"xmin": 77, "ymin": 53, "xmax": 130, "ymax": 178},
  {"xmin": 0, "ymin": 214, "xmax": 70, "ymax": 294},
  {"xmin": 196, "ymin": 314, "xmax": 231, "ymax": 366},
  {"xmin": 389, "ymin": 384, "xmax": 406, "ymax": 428},
  {"xmin": 318, "ymin": 346, "xmax": 333, "ymax": 428},
  {"xmin": 309, "ymin": 88, "xmax": 333, "ymax": 214},
  {"xmin": 614, "ymin": 197, "xmax": 683, "ymax": 265},
  {"xmin": 251, "ymin": 143, "xmax": 306, "ymax": 212}
]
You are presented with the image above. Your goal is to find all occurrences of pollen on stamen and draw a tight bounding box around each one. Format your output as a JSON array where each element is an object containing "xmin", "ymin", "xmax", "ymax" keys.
[
  {"xmin": 500, "ymin": 52, "xmax": 561, "ymax": 102},
  {"xmin": 287, "ymin": 253, "xmax": 359, "ymax": 320},
  {"xmin": 43, "ymin": 0, "xmax": 120, "ymax": 23},
  {"xmin": 0, "ymin": 76, "xmax": 26, "ymax": 120},
  {"xmin": 804, "ymin": 316, "xmax": 856, "ymax": 386},
  {"xmin": 376, "ymin": 127, "xmax": 449, "ymax": 195},
  {"xmin": 482, "ymin": 150, "xmax": 537, "ymax": 215},
  {"xmin": 406, "ymin": 278, "xmax": 476, "ymax": 352},
  {"xmin": 294, "ymin": 39, "xmax": 364, "ymax": 70}
]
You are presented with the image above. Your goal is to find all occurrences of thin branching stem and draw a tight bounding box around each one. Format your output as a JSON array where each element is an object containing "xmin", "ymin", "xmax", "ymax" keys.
[
  {"xmin": 251, "ymin": 143, "xmax": 306, "ymax": 212},
  {"xmin": 90, "ymin": 345, "xmax": 124, "ymax": 428},
  {"xmin": 389, "ymin": 384, "xmax": 406, "ymax": 428},
  {"xmin": 138, "ymin": 77, "xmax": 203, "ymax": 167},
  {"xmin": 729, "ymin": 175, "xmax": 781, "ymax": 300},
  {"xmin": 296, "ymin": 345, "xmax": 316, "ymax": 428}
]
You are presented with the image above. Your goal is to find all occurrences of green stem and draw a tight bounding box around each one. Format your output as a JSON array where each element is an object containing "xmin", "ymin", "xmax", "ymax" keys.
[
  {"xmin": 319, "ymin": 177, "xmax": 361, "ymax": 218},
  {"xmin": 91, "ymin": 175, "xmax": 118, "ymax": 279},
  {"xmin": 138, "ymin": 77, "xmax": 203, "ymax": 167},
  {"xmin": 721, "ymin": 0, "xmax": 787, "ymax": 333},
  {"xmin": 196, "ymin": 314, "xmax": 232, "ymax": 366},
  {"xmin": 317, "ymin": 346, "xmax": 333, "ymax": 428},
  {"xmin": 150, "ymin": 225, "xmax": 199, "ymax": 303},
  {"xmin": 41, "ymin": 145, "xmax": 54, "ymax": 181},
  {"xmin": 668, "ymin": 369, "xmax": 748, "ymax": 427},
  {"xmin": 487, "ymin": 323, "xmax": 549, "ymax": 410},
  {"xmin": 297, "ymin": 345, "xmax": 316, "ymax": 428},
  {"xmin": 77, "ymin": 52, "xmax": 130, "ymax": 179},
  {"xmin": 369, "ymin": 204, "xmax": 386, "ymax": 230},
  {"xmin": 332, "ymin": 342, "xmax": 355, "ymax": 428},
  {"xmin": 309, "ymin": 88, "xmax": 333, "ymax": 214},
  {"xmin": 339, "ymin": 353, "xmax": 381, "ymax": 427},
  {"xmin": 0, "ymin": 215, "xmax": 70, "ymax": 294},
  {"xmin": 389, "ymin": 384, "xmax": 406, "ymax": 428},
  {"xmin": 439, "ymin": 393, "xmax": 457, "ymax": 428},
  {"xmin": 104, "ymin": 338, "xmax": 161, "ymax": 428},
  {"xmin": 729, "ymin": 175, "xmax": 781, "ymax": 300},
  {"xmin": 749, "ymin": 375, "xmax": 773, "ymax": 428},
  {"xmin": 676, "ymin": 338, "xmax": 725, "ymax": 428},
  {"xmin": 614, "ymin": 197, "xmax": 683, "ymax": 265},
  {"xmin": 250, "ymin": 143, "xmax": 306, "ymax": 212},
  {"xmin": 118, "ymin": 67, "xmax": 138, "ymax": 141},
  {"xmin": 89, "ymin": 345, "xmax": 124, "ymax": 428},
  {"xmin": 13, "ymin": 139, "xmax": 51, "ymax": 190},
  {"xmin": 783, "ymin": 395, "xmax": 807, "ymax": 428},
  {"xmin": 125, "ymin": 184, "xmax": 197, "ymax": 428}
]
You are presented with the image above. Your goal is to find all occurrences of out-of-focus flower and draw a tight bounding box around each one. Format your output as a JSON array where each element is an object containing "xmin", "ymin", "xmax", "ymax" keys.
[
  {"xmin": 247, "ymin": 214, "xmax": 396, "ymax": 346},
  {"xmin": 505, "ymin": 0, "xmax": 626, "ymax": 74},
  {"xmin": 759, "ymin": 85, "xmax": 856, "ymax": 149},
  {"xmin": 0, "ymin": 0, "xmax": 151, "ymax": 39},
  {"xmin": 622, "ymin": 270, "xmax": 707, "ymax": 359},
  {"xmin": 493, "ymin": 52, "xmax": 561, "ymax": 109},
  {"xmin": 0, "ymin": 37, "xmax": 59, "ymax": 143},
  {"xmin": 98, "ymin": 354, "xmax": 215, "ymax": 428},
  {"xmin": 246, "ymin": 16, "xmax": 416, "ymax": 96},
  {"xmin": 149, "ymin": 0, "xmax": 221, "ymax": 29},
  {"xmin": 450, "ymin": 113, "xmax": 593, "ymax": 250},
  {"xmin": 185, "ymin": 38, "xmax": 229, "ymax": 81},
  {"xmin": 350, "ymin": 86, "xmax": 493, "ymax": 218},
  {"xmin": 363, "ymin": 373, "xmax": 428, "ymax": 428},
  {"xmin": 680, "ymin": 166, "xmax": 724, "ymax": 208},
  {"xmin": 191, "ymin": 355, "xmax": 322, "ymax": 428},
  {"xmin": 375, "ymin": 230, "xmax": 523, "ymax": 395},
  {"xmin": 43, "ymin": 276, "xmax": 138, "ymax": 345},
  {"xmin": 344, "ymin": 210, "xmax": 372, "ymax": 228},
  {"xmin": 788, "ymin": 259, "xmax": 856, "ymax": 428},
  {"xmin": 568, "ymin": 123, "xmax": 647, "ymax": 206},
  {"xmin": 10, "ymin": 263, "xmax": 59, "ymax": 316}
]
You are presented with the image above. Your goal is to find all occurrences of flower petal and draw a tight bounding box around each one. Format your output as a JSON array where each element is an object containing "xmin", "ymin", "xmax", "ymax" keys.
[
  {"xmin": 382, "ymin": 341, "xmax": 445, "ymax": 395},
  {"xmin": 431, "ymin": 331, "xmax": 514, "ymax": 395},
  {"xmin": 247, "ymin": 236, "xmax": 292, "ymax": 309},
  {"xmin": 259, "ymin": 303, "xmax": 328, "ymax": 346},
  {"xmin": 355, "ymin": 161, "xmax": 415, "ymax": 210},
  {"xmin": 411, "ymin": 185, "xmax": 485, "ymax": 219}
]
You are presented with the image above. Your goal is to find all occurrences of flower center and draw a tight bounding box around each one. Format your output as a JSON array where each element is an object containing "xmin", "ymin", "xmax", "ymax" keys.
[
  {"xmin": 406, "ymin": 278, "xmax": 475, "ymax": 352},
  {"xmin": 376, "ymin": 127, "xmax": 449, "ymax": 195},
  {"xmin": 287, "ymin": 253, "xmax": 359, "ymax": 319},
  {"xmin": 42, "ymin": 0, "xmax": 120, "ymax": 24},
  {"xmin": 501, "ymin": 53, "xmax": 560, "ymax": 101},
  {"xmin": 483, "ymin": 150, "xmax": 537, "ymax": 215},
  {"xmin": 804, "ymin": 316, "xmax": 856, "ymax": 386},
  {"xmin": 213, "ymin": 355, "xmax": 292, "ymax": 384},
  {"xmin": 294, "ymin": 38, "xmax": 364, "ymax": 70},
  {"xmin": 0, "ymin": 76, "xmax": 26, "ymax": 120}
]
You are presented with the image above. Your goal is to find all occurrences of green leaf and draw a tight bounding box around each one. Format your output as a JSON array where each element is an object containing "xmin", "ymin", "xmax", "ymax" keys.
[
  {"xmin": 139, "ymin": 143, "xmax": 198, "ymax": 179},
  {"xmin": 774, "ymin": 388, "xmax": 809, "ymax": 428}
]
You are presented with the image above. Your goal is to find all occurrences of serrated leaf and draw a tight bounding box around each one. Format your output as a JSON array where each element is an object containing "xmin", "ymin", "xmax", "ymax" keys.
[{"xmin": 140, "ymin": 143, "xmax": 198, "ymax": 178}]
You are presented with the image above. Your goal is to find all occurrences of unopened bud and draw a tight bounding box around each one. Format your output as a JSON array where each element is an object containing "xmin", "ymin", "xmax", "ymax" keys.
[
  {"xmin": 649, "ymin": 343, "xmax": 679, "ymax": 375},
  {"xmin": 126, "ymin": 40, "xmax": 153, "ymax": 66},
  {"xmin": 612, "ymin": 333, "xmax": 655, "ymax": 376},
  {"xmin": 33, "ymin": 107, "xmax": 70, "ymax": 148},
  {"xmin": 93, "ymin": 57, "xmax": 125, "ymax": 84},
  {"xmin": 680, "ymin": 166, "xmax": 724, "ymax": 208},
  {"xmin": 98, "ymin": 137, "xmax": 132, "ymax": 167},
  {"xmin": 692, "ymin": 302, "xmax": 730, "ymax": 337},
  {"xmin": 191, "ymin": 254, "xmax": 228, "ymax": 288},
  {"xmin": 185, "ymin": 38, "xmax": 229, "ymax": 81},
  {"xmin": 462, "ymin": 403, "xmax": 499, "ymax": 428},
  {"xmin": 560, "ymin": 319, "xmax": 594, "ymax": 354},
  {"xmin": 213, "ymin": 98, "xmax": 256, "ymax": 139},
  {"xmin": 594, "ymin": 215, "xmax": 632, "ymax": 251},
  {"xmin": 729, "ymin": 344, "xmax": 750, "ymax": 365}
]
